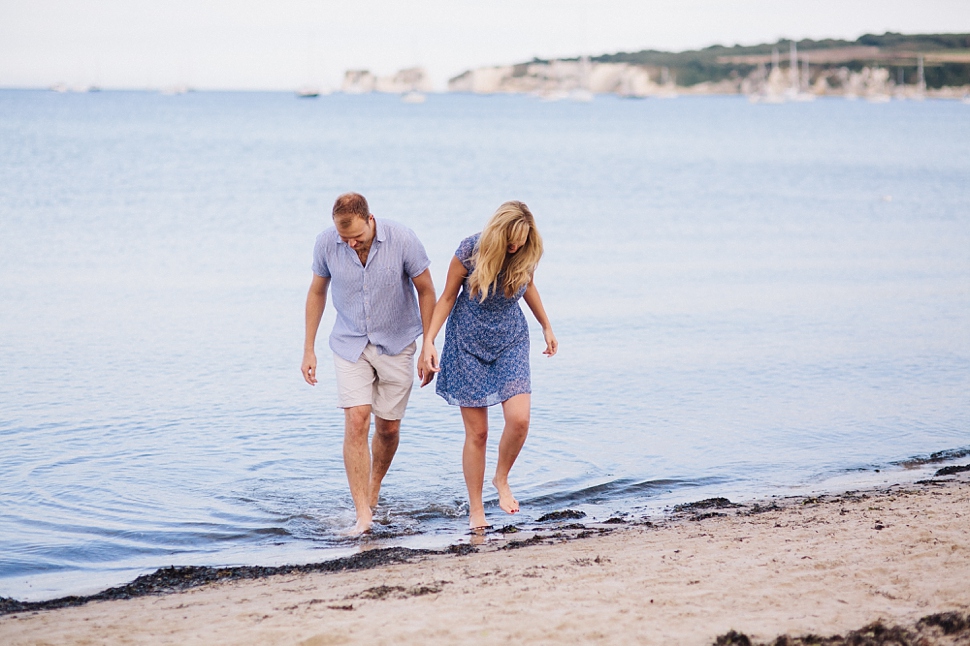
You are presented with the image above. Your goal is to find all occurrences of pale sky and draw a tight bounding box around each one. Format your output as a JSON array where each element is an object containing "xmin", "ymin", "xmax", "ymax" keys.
[{"xmin": 2, "ymin": 0, "xmax": 968, "ymax": 91}]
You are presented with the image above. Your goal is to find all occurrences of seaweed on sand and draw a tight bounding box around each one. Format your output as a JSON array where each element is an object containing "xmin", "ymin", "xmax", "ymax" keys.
[
  {"xmin": 500, "ymin": 535, "xmax": 545, "ymax": 550},
  {"xmin": 675, "ymin": 498, "xmax": 742, "ymax": 512},
  {"xmin": 537, "ymin": 509, "xmax": 587, "ymax": 522},
  {"xmin": 713, "ymin": 613, "xmax": 970, "ymax": 645},
  {"xmin": 0, "ymin": 546, "xmax": 433, "ymax": 616},
  {"xmin": 934, "ymin": 464, "xmax": 970, "ymax": 477}
]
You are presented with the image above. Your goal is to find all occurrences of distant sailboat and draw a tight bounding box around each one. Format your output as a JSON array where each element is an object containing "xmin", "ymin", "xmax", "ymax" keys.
[
  {"xmin": 296, "ymin": 31, "xmax": 325, "ymax": 99},
  {"xmin": 616, "ymin": 72, "xmax": 640, "ymax": 99},
  {"xmin": 569, "ymin": 55, "xmax": 594, "ymax": 102},
  {"xmin": 296, "ymin": 87, "xmax": 320, "ymax": 98},
  {"xmin": 784, "ymin": 42, "xmax": 799, "ymax": 100},
  {"xmin": 749, "ymin": 47, "xmax": 784, "ymax": 103},
  {"xmin": 657, "ymin": 66, "xmax": 678, "ymax": 99},
  {"xmin": 866, "ymin": 67, "xmax": 892, "ymax": 103},
  {"xmin": 792, "ymin": 53, "xmax": 815, "ymax": 102},
  {"xmin": 914, "ymin": 55, "xmax": 926, "ymax": 101},
  {"xmin": 894, "ymin": 67, "xmax": 907, "ymax": 100},
  {"xmin": 401, "ymin": 90, "xmax": 426, "ymax": 103}
]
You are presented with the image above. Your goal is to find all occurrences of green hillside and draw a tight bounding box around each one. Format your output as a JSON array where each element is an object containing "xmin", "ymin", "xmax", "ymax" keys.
[{"xmin": 573, "ymin": 33, "xmax": 970, "ymax": 88}]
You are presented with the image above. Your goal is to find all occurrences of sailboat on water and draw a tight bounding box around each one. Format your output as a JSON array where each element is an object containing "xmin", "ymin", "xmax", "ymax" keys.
[
  {"xmin": 792, "ymin": 55, "xmax": 815, "ymax": 101},
  {"xmin": 401, "ymin": 90, "xmax": 426, "ymax": 103},
  {"xmin": 749, "ymin": 47, "xmax": 784, "ymax": 103},
  {"xmin": 657, "ymin": 66, "xmax": 678, "ymax": 99},
  {"xmin": 295, "ymin": 32, "xmax": 327, "ymax": 98},
  {"xmin": 913, "ymin": 55, "xmax": 926, "ymax": 101},
  {"xmin": 569, "ymin": 56, "xmax": 594, "ymax": 102},
  {"xmin": 787, "ymin": 43, "xmax": 815, "ymax": 102}
]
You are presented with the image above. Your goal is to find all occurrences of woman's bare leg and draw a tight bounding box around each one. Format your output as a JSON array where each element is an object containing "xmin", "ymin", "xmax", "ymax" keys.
[
  {"xmin": 460, "ymin": 406, "xmax": 489, "ymax": 529},
  {"xmin": 493, "ymin": 393, "xmax": 530, "ymax": 514}
]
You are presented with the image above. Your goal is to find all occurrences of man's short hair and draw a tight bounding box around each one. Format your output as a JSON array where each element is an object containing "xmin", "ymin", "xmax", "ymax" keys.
[{"xmin": 332, "ymin": 193, "xmax": 370, "ymax": 223}]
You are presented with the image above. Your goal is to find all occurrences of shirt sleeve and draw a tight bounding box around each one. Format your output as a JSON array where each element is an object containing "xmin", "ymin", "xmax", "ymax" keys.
[
  {"xmin": 311, "ymin": 234, "xmax": 331, "ymax": 277},
  {"xmin": 403, "ymin": 228, "xmax": 432, "ymax": 278}
]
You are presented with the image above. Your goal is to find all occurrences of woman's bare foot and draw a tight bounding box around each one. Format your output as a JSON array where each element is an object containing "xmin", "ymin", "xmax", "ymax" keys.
[
  {"xmin": 492, "ymin": 477, "xmax": 519, "ymax": 514},
  {"xmin": 469, "ymin": 509, "xmax": 489, "ymax": 530},
  {"xmin": 469, "ymin": 531, "xmax": 488, "ymax": 546}
]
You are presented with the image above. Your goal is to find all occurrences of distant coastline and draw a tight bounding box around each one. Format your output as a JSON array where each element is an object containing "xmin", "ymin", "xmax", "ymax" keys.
[{"xmin": 339, "ymin": 32, "xmax": 970, "ymax": 101}]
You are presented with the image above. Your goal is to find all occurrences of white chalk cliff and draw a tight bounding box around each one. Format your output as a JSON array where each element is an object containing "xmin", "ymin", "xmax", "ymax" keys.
[{"xmin": 341, "ymin": 67, "xmax": 433, "ymax": 94}]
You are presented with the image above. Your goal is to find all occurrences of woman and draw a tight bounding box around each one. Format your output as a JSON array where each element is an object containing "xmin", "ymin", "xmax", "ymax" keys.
[{"xmin": 421, "ymin": 201, "xmax": 557, "ymax": 530}]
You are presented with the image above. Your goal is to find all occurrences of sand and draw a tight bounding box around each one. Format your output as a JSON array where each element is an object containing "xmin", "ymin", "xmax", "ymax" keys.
[{"xmin": 2, "ymin": 472, "xmax": 969, "ymax": 645}]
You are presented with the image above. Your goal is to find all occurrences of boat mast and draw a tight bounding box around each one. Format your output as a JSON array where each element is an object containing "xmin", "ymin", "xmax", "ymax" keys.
[{"xmin": 790, "ymin": 41, "xmax": 798, "ymax": 92}]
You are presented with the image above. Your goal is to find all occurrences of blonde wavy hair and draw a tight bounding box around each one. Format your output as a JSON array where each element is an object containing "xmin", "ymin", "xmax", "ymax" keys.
[{"xmin": 467, "ymin": 201, "xmax": 543, "ymax": 301}]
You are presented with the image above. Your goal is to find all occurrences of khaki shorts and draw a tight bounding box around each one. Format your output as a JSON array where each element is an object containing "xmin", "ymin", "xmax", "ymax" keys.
[{"xmin": 333, "ymin": 342, "xmax": 416, "ymax": 420}]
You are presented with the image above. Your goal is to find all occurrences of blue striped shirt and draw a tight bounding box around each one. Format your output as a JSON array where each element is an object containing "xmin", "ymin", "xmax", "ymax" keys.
[{"xmin": 312, "ymin": 218, "xmax": 431, "ymax": 362}]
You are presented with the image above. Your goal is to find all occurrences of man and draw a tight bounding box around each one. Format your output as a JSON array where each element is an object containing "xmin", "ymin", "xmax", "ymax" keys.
[{"xmin": 302, "ymin": 192, "xmax": 436, "ymax": 534}]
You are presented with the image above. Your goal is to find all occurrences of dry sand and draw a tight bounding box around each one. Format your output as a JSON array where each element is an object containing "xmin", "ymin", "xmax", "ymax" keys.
[{"xmin": 2, "ymin": 472, "xmax": 969, "ymax": 645}]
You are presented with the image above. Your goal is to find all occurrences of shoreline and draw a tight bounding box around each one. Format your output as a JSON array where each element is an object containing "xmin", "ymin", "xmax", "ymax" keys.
[
  {"xmin": 2, "ymin": 468, "xmax": 969, "ymax": 644},
  {"xmin": 2, "ymin": 453, "xmax": 965, "ymax": 608}
]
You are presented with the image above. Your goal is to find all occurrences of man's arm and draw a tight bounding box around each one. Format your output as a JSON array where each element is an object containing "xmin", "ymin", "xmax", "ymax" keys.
[
  {"xmin": 302, "ymin": 274, "xmax": 330, "ymax": 385},
  {"xmin": 410, "ymin": 268, "xmax": 437, "ymax": 387}
]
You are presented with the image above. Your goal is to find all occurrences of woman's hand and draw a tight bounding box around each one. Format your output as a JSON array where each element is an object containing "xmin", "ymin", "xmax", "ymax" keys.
[
  {"xmin": 542, "ymin": 328, "xmax": 558, "ymax": 357},
  {"xmin": 418, "ymin": 343, "xmax": 440, "ymax": 387},
  {"xmin": 523, "ymin": 278, "xmax": 556, "ymax": 358}
]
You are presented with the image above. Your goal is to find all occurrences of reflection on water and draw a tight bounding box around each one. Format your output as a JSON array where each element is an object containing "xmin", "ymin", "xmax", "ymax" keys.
[{"xmin": 0, "ymin": 90, "xmax": 968, "ymax": 600}]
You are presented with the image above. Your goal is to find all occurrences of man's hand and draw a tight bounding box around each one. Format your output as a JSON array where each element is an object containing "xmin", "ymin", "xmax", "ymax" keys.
[
  {"xmin": 418, "ymin": 344, "xmax": 439, "ymax": 387},
  {"xmin": 542, "ymin": 328, "xmax": 558, "ymax": 357},
  {"xmin": 303, "ymin": 274, "xmax": 329, "ymax": 386},
  {"xmin": 302, "ymin": 349, "xmax": 317, "ymax": 385}
]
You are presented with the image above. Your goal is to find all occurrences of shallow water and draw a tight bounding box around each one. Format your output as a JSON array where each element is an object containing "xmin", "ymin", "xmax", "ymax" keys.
[{"xmin": 1, "ymin": 90, "xmax": 968, "ymax": 601}]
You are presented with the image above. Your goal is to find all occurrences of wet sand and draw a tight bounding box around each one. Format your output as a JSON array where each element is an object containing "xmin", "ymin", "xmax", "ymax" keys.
[{"xmin": 2, "ymin": 471, "xmax": 969, "ymax": 645}]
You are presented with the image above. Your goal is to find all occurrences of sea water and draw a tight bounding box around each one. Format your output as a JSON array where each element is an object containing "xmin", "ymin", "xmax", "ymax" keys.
[{"xmin": 1, "ymin": 90, "xmax": 968, "ymax": 601}]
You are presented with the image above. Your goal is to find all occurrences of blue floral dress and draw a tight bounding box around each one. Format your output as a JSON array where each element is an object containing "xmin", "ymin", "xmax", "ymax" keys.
[{"xmin": 436, "ymin": 234, "xmax": 531, "ymax": 408}]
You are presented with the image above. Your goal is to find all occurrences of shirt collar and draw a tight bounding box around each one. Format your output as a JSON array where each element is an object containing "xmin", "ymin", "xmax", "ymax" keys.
[{"xmin": 335, "ymin": 217, "xmax": 384, "ymax": 246}]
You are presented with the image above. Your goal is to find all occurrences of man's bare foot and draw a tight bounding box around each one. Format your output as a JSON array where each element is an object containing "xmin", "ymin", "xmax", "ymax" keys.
[
  {"xmin": 368, "ymin": 482, "xmax": 381, "ymax": 508},
  {"xmin": 492, "ymin": 477, "xmax": 519, "ymax": 514},
  {"xmin": 353, "ymin": 516, "xmax": 372, "ymax": 534},
  {"xmin": 468, "ymin": 509, "xmax": 489, "ymax": 530},
  {"xmin": 340, "ymin": 510, "xmax": 373, "ymax": 536},
  {"xmin": 340, "ymin": 518, "xmax": 372, "ymax": 536}
]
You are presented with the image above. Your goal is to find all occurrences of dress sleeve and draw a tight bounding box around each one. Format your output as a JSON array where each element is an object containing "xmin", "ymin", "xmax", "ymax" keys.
[{"xmin": 455, "ymin": 234, "xmax": 479, "ymax": 272}]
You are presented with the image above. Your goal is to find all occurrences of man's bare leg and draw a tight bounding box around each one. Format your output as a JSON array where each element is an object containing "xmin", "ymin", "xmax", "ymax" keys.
[
  {"xmin": 342, "ymin": 405, "xmax": 373, "ymax": 534},
  {"xmin": 460, "ymin": 406, "xmax": 490, "ymax": 529},
  {"xmin": 492, "ymin": 394, "xmax": 530, "ymax": 515},
  {"xmin": 369, "ymin": 417, "xmax": 401, "ymax": 507}
]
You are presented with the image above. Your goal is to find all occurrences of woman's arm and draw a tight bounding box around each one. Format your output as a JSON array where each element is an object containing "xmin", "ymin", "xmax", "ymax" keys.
[
  {"xmin": 523, "ymin": 277, "xmax": 558, "ymax": 357},
  {"xmin": 418, "ymin": 255, "xmax": 468, "ymax": 382}
]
